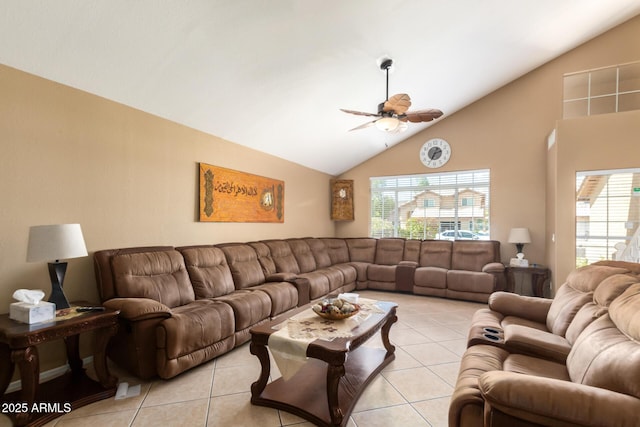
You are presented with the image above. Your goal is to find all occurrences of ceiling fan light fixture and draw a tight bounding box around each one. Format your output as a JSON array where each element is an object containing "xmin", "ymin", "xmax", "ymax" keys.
[{"xmin": 375, "ymin": 117, "xmax": 399, "ymax": 132}]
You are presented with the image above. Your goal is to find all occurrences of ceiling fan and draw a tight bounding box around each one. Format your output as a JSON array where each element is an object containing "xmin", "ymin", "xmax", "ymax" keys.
[{"xmin": 340, "ymin": 58, "xmax": 443, "ymax": 133}]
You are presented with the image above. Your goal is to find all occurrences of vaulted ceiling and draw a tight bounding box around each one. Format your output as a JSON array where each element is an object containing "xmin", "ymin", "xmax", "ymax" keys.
[{"xmin": 2, "ymin": 1, "xmax": 639, "ymax": 175}]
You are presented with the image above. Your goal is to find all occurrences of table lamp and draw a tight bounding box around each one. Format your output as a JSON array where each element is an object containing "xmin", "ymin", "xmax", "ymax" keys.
[
  {"xmin": 508, "ymin": 227, "xmax": 531, "ymax": 261},
  {"xmin": 27, "ymin": 224, "xmax": 88, "ymax": 309}
]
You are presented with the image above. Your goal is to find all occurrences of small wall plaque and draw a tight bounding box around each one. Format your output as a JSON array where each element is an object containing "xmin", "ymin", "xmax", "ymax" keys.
[{"xmin": 330, "ymin": 179, "xmax": 354, "ymax": 221}]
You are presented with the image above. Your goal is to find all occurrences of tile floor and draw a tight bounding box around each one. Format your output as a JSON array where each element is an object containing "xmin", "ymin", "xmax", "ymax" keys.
[{"xmin": 1, "ymin": 290, "xmax": 485, "ymax": 427}]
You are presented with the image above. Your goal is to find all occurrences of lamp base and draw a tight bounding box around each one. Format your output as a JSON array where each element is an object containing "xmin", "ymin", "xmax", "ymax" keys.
[{"xmin": 48, "ymin": 261, "xmax": 70, "ymax": 309}]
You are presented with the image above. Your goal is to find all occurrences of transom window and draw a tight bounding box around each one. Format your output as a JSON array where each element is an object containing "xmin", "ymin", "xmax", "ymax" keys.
[{"xmin": 370, "ymin": 169, "xmax": 490, "ymax": 239}]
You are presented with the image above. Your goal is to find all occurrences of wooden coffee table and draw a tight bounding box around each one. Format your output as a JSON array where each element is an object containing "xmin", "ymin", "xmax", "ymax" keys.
[{"xmin": 249, "ymin": 300, "xmax": 398, "ymax": 427}]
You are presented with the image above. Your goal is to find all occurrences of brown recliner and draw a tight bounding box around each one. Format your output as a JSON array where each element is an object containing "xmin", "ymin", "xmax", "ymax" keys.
[
  {"xmin": 450, "ymin": 282, "xmax": 640, "ymax": 427},
  {"xmin": 467, "ymin": 263, "xmax": 636, "ymax": 361},
  {"xmin": 94, "ymin": 247, "xmax": 235, "ymax": 380}
]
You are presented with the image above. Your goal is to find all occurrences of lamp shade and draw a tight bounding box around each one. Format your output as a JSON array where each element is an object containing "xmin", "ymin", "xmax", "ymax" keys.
[
  {"xmin": 508, "ymin": 227, "xmax": 531, "ymax": 244},
  {"xmin": 27, "ymin": 224, "xmax": 88, "ymax": 262}
]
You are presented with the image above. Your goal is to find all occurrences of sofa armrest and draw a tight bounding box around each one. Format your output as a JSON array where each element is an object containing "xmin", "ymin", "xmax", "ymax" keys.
[
  {"xmin": 103, "ymin": 298, "xmax": 172, "ymax": 321},
  {"xmin": 479, "ymin": 371, "xmax": 640, "ymax": 427},
  {"xmin": 266, "ymin": 272, "xmax": 298, "ymax": 282},
  {"xmin": 399, "ymin": 260, "xmax": 418, "ymax": 268},
  {"xmin": 488, "ymin": 291, "xmax": 552, "ymax": 324},
  {"xmin": 503, "ymin": 325, "xmax": 571, "ymax": 362},
  {"xmin": 482, "ymin": 262, "xmax": 504, "ymax": 274}
]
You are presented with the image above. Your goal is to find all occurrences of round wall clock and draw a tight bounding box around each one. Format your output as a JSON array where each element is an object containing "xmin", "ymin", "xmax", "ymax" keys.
[{"xmin": 420, "ymin": 138, "xmax": 451, "ymax": 168}]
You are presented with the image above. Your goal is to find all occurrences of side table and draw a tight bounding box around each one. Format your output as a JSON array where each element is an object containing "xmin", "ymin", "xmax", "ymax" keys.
[
  {"xmin": 0, "ymin": 306, "xmax": 119, "ymax": 426},
  {"xmin": 506, "ymin": 265, "xmax": 551, "ymax": 298}
]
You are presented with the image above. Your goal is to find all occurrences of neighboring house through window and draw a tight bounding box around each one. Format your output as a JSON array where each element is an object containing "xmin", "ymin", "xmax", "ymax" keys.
[{"xmin": 370, "ymin": 169, "xmax": 490, "ymax": 239}]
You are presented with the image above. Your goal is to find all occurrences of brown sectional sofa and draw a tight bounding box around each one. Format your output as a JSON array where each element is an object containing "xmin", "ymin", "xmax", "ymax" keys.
[
  {"xmin": 93, "ymin": 237, "xmax": 505, "ymax": 379},
  {"xmin": 450, "ymin": 261, "xmax": 640, "ymax": 427}
]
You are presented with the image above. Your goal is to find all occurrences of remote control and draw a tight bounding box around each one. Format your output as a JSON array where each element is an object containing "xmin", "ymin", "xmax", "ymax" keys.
[{"xmin": 76, "ymin": 306, "xmax": 105, "ymax": 312}]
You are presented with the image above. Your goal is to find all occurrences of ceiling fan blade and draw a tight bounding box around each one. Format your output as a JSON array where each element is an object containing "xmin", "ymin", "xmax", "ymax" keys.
[
  {"xmin": 348, "ymin": 120, "xmax": 378, "ymax": 131},
  {"xmin": 382, "ymin": 93, "xmax": 411, "ymax": 114},
  {"xmin": 340, "ymin": 108, "xmax": 380, "ymax": 118},
  {"xmin": 403, "ymin": 108, "xmax": 443, "ymax": 123}
]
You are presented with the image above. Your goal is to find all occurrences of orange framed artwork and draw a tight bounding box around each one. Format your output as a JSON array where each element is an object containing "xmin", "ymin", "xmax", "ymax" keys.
[{"xmin": 199, "ymin": 163, "xmax": 284, "ymax": 223}]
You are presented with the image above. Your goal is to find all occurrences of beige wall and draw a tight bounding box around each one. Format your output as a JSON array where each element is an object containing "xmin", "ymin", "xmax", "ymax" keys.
[
  {"xmin": 337, "ymin": 15, "xmax": 640, "ymax": 292},
  {"xmin": 0, "ymin": 65, "xmax": 334, "ymax": 370}
]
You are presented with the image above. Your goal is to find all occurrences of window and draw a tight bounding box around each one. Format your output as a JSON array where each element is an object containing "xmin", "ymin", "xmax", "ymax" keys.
[
  {"xmin": 370, "ymin": 169, "xmax": 490, "ymax": 239},
  {"xmin": 576, "ymin": 168, "xmax": 640, "ymax": 266}
]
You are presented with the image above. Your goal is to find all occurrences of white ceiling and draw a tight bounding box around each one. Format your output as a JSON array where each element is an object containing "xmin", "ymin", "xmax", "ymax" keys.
[{"xmin": 2, "ymin": 1, "xmax": 639, "ymax": 175}]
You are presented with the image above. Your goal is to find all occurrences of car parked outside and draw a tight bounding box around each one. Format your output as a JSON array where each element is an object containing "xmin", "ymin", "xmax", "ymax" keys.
[{"xmin": 437, "ymin": 230, "xmax": 479, "ymax": 241}]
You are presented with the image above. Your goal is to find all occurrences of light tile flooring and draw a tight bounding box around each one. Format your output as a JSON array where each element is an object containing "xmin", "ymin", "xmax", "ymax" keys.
[{"xmin": 1, "ymin": 291, "xmax": 484, "ymax": 427}]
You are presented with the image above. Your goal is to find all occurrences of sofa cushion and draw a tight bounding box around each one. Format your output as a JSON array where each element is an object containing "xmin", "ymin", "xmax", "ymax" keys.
[
  {"xmin": 111, "ymin": 250, "xmax": 195, "ymax": 308},
  {"xmin": 157, "ymin": 299, "xmax": 234, "ymax": 360},
  {"xmin": 321, "ymin": 238, "xmax": 350, "ymax": 264},
  {"xmin": 374, "ymin": 238, "xmax": 405, "ymax": 265},
  {"xmin": 414, "ymin": 266, "xmax": 448, "ymax": 289},
  {"xmin": 546, "ymin": 264, "xmax": 630, "ymax": 336},
  {"xmin": 305, "ymin": 238, "xmax": 332, "ymax": 269},
  {"xmin": 214, "ymin": 290, "xmax": 271, "ymax": 331},
  {"xmin": 252, "ymin": 282, "xmax": 298, "ymax": 316},
  {"xmin": 451, "ymin": 241, "xmax": 499, "ymax": 271},
  {"xmin": 219, "ymin": 244, "xmax": 266, "ymax": 289},
  {"xmin": 263, "ymin": 240, "xmax": 300, "ymax": 274},
  {"xmin": 178, "ymin": 246, "xmax": 236, "ymax": 298},
  {"xmin": 564, "ymin": 274, "xmax": 639, "ymax": 344},
  {"xmin": 249, "ymin": 241, "xmax": 277, "ymax": 276},
  {"xmin": 418, "ymin": 240, "xmax": 452, "ymax": 269},
  {"xmin": 447, "ymin": 270, "xmax": 496, "ymax": 294},
  {"xmin": 287, "ymin": 239, "xmax": 317, "ymax": 273},
  {"xmin": 403, "ymin": 239, "xmax": 421, "ymax": 263},
  {"xmin": 346, "ymin": 238, "xmax": 376, "ymax": 263},
  {"xmin": 296, "ymin": 272, "xmax": 331, "ymax": 300},
  {"xmin": 567, "ymin": 285, "xmax": 640, "ymax": 399}
]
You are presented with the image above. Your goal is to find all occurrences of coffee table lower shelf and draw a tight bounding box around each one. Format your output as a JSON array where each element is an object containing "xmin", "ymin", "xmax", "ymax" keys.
[{"xmin": 251, "ymin": 345, "xmax": 394, "ymax": 427}]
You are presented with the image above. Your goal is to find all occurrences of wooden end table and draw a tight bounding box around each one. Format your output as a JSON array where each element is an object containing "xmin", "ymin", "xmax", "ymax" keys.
[
  {"xmin": 0, "ymin": 306, "xmax": 119, "ymax": 426},
  {"xmin": 250, "ymin": 301, "xmax": 397, "ymax": 427},
  {"xmin": 506, "ymin": 265, "xmax": 551, "ymax": 297}
]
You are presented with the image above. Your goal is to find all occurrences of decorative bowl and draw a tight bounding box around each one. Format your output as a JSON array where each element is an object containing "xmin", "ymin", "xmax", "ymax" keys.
[{"xmin": 312, "ymin": 299, "xmax": 360, "ymax": 320}]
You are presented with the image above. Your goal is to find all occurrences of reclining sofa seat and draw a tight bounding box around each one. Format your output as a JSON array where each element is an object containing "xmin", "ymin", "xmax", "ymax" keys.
[
  {"xmin": 306, "ymin": 238, "xmax": 358, "ymax": 291},
  {"xmin": 218, "ymin": 243, "xmax": 299, "ymax": 317},
  {"xmin": 446, "ymin": 240, "xmax": 506, "ymax": 302},
  {"xmin": 367, "ymin": 238, "xmax": 405, "ymax": 291},
  {"xmin": 468, "ymin": 263, "xmax": 635, "ymax": 361},
  {"xmin": 345, "ymin": 238, "xmax": 378, "ymax": 289},
  {"xmin": 258, "ymin": 239, "xmax": 328, "ymax": 301},
  {"xmin": 449, "ymin": 282, "xmax": 640, "ymax": 427},
  {"xmin": 177, "ymin": 245, "xmax": 272, "ymax": 346},
  {"xmin": 413, "ymin": 240, "xmax": 454, "ymax": 298},
  {"xmin": 287, "ymin": 238, "xmax": 352, "ymax": 297},
  {"xmin": 94, "ymin": 247, "xmax": 235, "ymax": 380}
]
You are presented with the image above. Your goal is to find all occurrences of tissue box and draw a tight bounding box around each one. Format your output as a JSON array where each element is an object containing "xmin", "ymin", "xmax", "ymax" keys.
[
  {"xmin": 10, "ymin": 301, "xmax": 56, "ymax": 324},
  {"xmin": 509, "ymin": 258, "xmax": 529, "ymax": 267},
  {"xmin": 337, "ymin": 293, "xmax": 359, "ymax": 304}
]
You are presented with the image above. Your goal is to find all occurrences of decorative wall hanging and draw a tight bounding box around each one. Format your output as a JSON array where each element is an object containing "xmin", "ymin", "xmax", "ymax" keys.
[
  {"xmin": 330, "ymin": 179, "xmax": 354, "ymax": 221},
  {"xmin": 199, "ymin": 163, "xmax": 284, "ymax": 222}
]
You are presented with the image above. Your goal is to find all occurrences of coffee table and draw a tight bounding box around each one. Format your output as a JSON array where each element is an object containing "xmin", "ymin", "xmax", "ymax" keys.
[{"xmin": 249, "ymin": 300, "xmax": 397, "ymax": 427}]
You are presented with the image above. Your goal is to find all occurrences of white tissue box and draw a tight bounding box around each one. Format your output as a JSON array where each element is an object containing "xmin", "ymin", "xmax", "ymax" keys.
[
  {"xmin": 509, "ymin": 258, "xmax": 529, "ymax": 267},
  {"xmin": 10, "ymin": 301, "xmax": 56, "ymax": 324},
  {"xmin": 338, "ymin": 293, "xmax": 359, "ymax": 304}
]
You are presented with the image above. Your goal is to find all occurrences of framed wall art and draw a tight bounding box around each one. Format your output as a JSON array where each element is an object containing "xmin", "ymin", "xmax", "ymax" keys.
[
  {"xmin": 199, "ymin": 163, "xmax": 284, "ymax": 223},
  {"xmin": 330, "ymin": 179, "xmax": 354, "ymax": 221}
]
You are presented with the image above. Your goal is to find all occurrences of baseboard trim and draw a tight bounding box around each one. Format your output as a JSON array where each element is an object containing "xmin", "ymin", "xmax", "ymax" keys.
[{"xmin": 5, "ymin": 356, "xmax": 94, "ymax": 393}]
